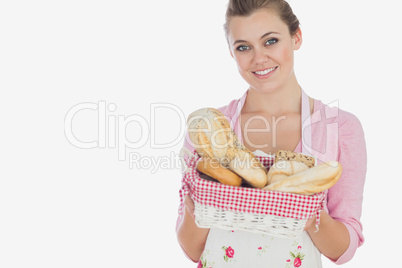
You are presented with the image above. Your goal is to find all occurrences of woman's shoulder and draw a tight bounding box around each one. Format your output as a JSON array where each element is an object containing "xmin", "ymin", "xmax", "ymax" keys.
[
  {"xmin": 313, "ymin": 99, "xmax": 364, "ymax": 131},
  {"xmin": 311, "ymin": 98, "xmax": 366, "ymax": 163},
  {"xmin": 217, "ymin": 97, "xmax": 240, "ymax": 118},
  {"xmin": 216, "ymin": 99, "xmax": 240, "ymax": 119}
]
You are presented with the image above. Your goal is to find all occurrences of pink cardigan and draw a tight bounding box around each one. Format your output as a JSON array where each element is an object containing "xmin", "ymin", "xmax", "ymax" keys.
[{"xmin": 179, "ymin": 94, "xmax": 367, "ymax": 264}]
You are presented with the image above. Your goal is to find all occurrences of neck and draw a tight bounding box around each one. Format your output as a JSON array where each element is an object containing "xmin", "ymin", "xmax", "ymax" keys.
[{"xmin": 242, "ymin": 75, "xmax": 302, "ymax": 115}]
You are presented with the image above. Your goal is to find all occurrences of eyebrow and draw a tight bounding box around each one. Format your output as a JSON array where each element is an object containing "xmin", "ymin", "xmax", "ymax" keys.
[{"xmin": 232, "ymin": 31, "xmax": 280, "ymax": 46}]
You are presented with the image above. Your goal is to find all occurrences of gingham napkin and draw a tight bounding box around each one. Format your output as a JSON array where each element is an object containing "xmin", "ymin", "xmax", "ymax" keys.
[{"xmin": 179, "ymin": 150, "xmax": 326, "ymax": 226}]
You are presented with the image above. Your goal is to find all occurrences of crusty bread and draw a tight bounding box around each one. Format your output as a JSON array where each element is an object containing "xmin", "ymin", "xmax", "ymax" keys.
[
  {"xmin": 187, "ymin": 108, "xmax": 237, "ymax": 162},
  {"xmin": 228, "ymin": 149, "xmax": 268, "ymax": 189},
  {"xmin": 196, "ymin": 157, "xmax": 242, "ymax": 187},
  {"xmin": 267, "ymin": 160, "xmax": 308, "ymax": 185},
  {"xmin": 263, "ymin": 161, "xmax": 342, "ymax": 195},
  {"xmin": 188, "ymin": 108, "xmax": 268, "ymax": 188},
  {"xmin": 275, "ymin": 150, "xmax": 315, "ymax": 168}
]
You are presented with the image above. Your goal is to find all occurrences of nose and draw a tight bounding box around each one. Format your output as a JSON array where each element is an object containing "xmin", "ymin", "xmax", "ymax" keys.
[{"xmin": 253, "ymin": 47, "xmax": 269, "ymax": 65}]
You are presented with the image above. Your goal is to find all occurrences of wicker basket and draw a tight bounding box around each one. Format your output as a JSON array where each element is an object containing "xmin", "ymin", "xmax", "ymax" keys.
[{"xmin": 179, "ymin": 148, "xmax": 326, "ymax": 239}]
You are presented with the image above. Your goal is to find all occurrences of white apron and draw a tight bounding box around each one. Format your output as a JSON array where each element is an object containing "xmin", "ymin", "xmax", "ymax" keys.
[{"xmin": 197, "ymin": 89, "xmax": 322, "ymax": 268}]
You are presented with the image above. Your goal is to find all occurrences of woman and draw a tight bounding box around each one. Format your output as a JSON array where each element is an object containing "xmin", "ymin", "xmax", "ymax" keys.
[{"xmin": 176, "ymin": 0, "xmax": 367, "ymax": 267}]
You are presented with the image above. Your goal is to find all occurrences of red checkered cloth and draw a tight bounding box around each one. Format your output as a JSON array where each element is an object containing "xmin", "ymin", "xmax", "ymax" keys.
[{"xmin": 179, "ymin": 150, "xmax": 326, "ymax": 226}]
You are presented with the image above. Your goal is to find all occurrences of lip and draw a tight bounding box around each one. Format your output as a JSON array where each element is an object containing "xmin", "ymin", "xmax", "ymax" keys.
[{"xmin": 252, "ymin": 66, "xmax": 278, "ymax": 79}]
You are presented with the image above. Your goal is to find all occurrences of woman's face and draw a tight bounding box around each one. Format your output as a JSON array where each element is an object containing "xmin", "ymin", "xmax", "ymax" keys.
[{"xmin": 227, "ymin": 8, "xmax": 302, "ymax": 94}]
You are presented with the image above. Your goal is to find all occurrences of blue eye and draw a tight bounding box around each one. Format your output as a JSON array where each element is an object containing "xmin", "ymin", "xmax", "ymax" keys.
[
  {"xmin": 265, "ymin": 38, "xmax": 278, "ymax": 45},
  {"xmin": 236, "ymin": 45, "xmax": 250, "ymax": 51}
]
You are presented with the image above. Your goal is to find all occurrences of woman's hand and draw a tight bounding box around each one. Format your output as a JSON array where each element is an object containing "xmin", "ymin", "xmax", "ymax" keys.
[
  {"xmin": 304, "ymin": 215, "xmax": 316, "ymax": 231},
  {"xmin": 305, "ymin": 210, "xmax": 350, "ymax": 261},
  {"xmin": 177, "ymin": 195, "xmax": 210, "ymax": 262}
]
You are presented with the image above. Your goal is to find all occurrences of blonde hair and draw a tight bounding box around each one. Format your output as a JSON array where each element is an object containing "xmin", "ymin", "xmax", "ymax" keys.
[{"xmin": 224, "ymin": 0, "xmax": 300, "ymax": 38}]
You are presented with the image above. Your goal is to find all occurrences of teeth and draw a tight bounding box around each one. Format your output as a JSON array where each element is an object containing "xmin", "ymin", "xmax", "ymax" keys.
[{"xmin": 255, "ymin": 67, "xmax": 276, "ymax": 75}]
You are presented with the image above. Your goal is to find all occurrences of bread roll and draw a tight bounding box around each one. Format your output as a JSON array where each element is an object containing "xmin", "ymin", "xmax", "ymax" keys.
[
  {"xmin": 196, "ymin": 157, "xmax": 242, "ymax": 187},
  {"xmin": 275, "ymin": 150, "xmax": 315, "ymax": 168},
  {"xmin": 228, "ymin": 149, "xmax": 268, "ymax": 189},
  {"xmin": 263, "ymin": 161, "xmax": 342, "ymax": 195},
  {"xmin": 187, "ymin": 108, "xmax": 268, "ymax": 188},
  {"xmin": 267, "ymin": 160, "xmax": 308, "ymax": 184}
]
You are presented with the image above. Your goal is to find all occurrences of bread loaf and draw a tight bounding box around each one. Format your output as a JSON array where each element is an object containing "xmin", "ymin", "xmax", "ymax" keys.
[
  {"xmin": 228, "ymin": 149, "xmax": 268, "ymax": 188},
  {"xmin": 187, "ymin": 108, "xmax": 268, "ymax": 188},
  {"xmin": 196, "ymin": 157, "xmax": 242, "ymax": 187},
  {"xmin": 187, "ymin": 108, "xmax": 236, "ymax": 161},
  {"xmin": 263, "ymin": 161, "xmax": 342, "ymax": 195}
]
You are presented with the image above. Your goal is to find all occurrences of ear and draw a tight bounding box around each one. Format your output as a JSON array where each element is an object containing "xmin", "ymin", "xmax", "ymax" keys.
[{"xmin": 293, "ymin": 27, "xmax": 302, "ymax": 50}]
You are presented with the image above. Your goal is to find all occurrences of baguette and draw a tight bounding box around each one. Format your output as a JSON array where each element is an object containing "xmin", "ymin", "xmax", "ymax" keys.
[
  {"xmin": 267, "ymin": 160, "xmax": 308, "ymax": 185},
  {"xmin": 196, "ymin": 157, "xmax": 242, "ymax": 187},
  {"xmin": 263, "ymin": 161, "xmax": 342, "ymax": 195}
]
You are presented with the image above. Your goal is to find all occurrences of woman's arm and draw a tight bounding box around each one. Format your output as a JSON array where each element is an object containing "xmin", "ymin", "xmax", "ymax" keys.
[
  {"xmin": 176, "ymin": 195, "xmax": 210, "ymax": 262},
  {"xmin": 305, "ymin": 211, "xmax": 350, "ymax": 260},
  {"xmin": 306, "ymin": 108, "xmax": 367, "ymax": 263},
  {"xmin": 176, "ymin": 136, "xmax": 210, "ymax": 262}
]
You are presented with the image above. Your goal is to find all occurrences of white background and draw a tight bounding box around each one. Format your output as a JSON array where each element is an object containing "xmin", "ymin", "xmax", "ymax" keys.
[{"xmin": 0, "ymin": 0, "xmax": 400, "ymax": 267}]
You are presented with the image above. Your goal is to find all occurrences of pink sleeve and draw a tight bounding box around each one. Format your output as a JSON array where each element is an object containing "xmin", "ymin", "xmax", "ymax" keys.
[{"xmin": 326, "ymin": 112, "xmax": 367, "ymax": 264}]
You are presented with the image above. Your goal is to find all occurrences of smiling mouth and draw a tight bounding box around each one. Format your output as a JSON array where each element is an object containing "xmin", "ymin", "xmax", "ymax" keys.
[{"xmin": 253, "ymin": 67, "xmax": 277, "ymax": 75}]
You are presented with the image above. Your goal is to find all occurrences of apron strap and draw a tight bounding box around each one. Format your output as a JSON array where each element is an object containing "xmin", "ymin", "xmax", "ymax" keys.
[
  {"xmin": 301, "ymin": 88, "xmax": 312, "ymax": 156},
  {"xmin": 301, "ymin": 89, "xmax": 324, "ymax": 231}
]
